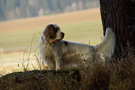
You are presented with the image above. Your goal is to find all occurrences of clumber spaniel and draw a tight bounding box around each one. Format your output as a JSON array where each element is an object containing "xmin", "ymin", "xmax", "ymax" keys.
[{"xmin": 39, "ymin": 23, "xmax": 115, "ymax": 70}]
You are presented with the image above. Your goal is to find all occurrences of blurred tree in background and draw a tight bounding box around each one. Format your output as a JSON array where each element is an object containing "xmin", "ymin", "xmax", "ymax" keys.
[{"xmin": 0, "ymin": 0, "xmax": 99, "ymax": 21}]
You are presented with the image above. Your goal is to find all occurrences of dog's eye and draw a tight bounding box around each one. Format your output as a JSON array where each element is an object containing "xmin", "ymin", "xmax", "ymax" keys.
[
  {"xmin": 41, "ymin": 36, "xmax": 44, "ymax": 42},
  {"xmin": 54, "ymin": 28, "xmax": 58, "ymax": 33},
  {"xmin": 57, "ymin": 27, "xmax": 60, "ymax": 31}
]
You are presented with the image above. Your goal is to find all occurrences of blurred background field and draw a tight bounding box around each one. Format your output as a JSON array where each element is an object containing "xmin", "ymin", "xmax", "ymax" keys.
[{"xmin": 0, "ymin": 0, "xmax": 102, "ymax": 73}]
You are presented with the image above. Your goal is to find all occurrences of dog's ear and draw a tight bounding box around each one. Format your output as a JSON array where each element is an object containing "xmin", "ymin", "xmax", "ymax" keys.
[
  {"xmin": 48, "ymin": 25, "xmax": 56, "ymax": 39},
  {"xmin": 43, "ymin": 24, "xmax": 53, "ymax": 33},
  {"xmin": 43, "ymin": 24, "xmax": 56, "ymax": 40}
]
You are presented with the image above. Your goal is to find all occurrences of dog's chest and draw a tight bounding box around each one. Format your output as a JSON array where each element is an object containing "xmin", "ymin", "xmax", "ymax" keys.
[{"xmin": 39, "ymin": 43, "xmax": 54, "ymax": 60}]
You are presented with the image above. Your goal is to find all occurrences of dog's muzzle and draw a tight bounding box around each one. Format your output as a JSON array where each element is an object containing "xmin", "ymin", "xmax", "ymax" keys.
[
  {"xmin": 61, "ymin": 32, "xmax": 65, "ymax": 39},
  {"xmin": 54, "ymin": 32, "xmax": 65, "ymax": 42}
]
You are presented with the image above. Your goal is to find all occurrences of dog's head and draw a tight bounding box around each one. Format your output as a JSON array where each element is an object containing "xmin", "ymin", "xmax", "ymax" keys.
[{"xmin": 41, "ymin": 23, "xmax": 65, "ymax": 43}]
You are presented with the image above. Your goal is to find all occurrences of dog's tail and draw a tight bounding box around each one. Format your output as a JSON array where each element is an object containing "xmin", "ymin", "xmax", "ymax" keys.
[{"xmin": 94, "ymin": 28, "xmax": 115, "ymax": 60}]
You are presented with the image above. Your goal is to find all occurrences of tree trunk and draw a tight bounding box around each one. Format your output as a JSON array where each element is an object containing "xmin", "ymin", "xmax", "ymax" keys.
[{"xmin": 99, "ymin": 0, "xmax": 135, "ymax": 58}]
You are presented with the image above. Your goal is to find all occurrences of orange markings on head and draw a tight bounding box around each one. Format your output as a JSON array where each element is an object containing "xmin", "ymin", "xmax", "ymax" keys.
[{"xmin": 43, "ymin": 24, "xmax": 59, "ymax": 43}]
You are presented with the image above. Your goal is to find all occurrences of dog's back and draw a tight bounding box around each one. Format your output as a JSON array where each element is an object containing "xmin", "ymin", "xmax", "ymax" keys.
[
  {"xmin": 94, "ymin": 28, "xmax": 115, "ymax": 60},
  {"xmin": 39, "ymin": 23, "xmax": 115, "ymax": 70}
]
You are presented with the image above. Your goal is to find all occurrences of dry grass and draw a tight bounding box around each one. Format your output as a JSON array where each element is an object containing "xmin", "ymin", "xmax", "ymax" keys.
[
  {"xmin": 0, "ymin": 8, "xmax": 100, "ymax": 32},
  {"xmin": 0, "ymin": 7, "xmax": 134, "ymax": 90},
  {"xmin": 0, "ymin": 8, "xmax": 102, "ymax": 70},
  {"xmin": 0, "ymin": 48, "xmax": 135, "ymax": 90}
]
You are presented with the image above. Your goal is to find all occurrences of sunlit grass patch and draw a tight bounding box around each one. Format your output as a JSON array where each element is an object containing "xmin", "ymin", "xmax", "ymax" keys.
[{"xmin": 0, "ymin": 20, "xmax": 102, "ymax": 51}]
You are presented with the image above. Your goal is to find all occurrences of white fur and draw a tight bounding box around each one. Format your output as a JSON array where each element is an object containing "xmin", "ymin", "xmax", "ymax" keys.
[
  {"xmin": 94, "ymin": 28, "xmax": 115, "ymax": 60},
  {"xmin": 39, "ymin": 23, "xmax": 115, "ymax": 70},
  {"xmin": 56, "ymin": 31, "xmax": 62, "ymax": 40}
]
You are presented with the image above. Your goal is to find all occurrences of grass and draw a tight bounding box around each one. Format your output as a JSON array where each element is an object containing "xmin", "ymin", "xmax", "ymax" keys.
[
  {"xmin": 1, "ymin": 49, "xmax": 135, "ymax": 90},
  {"xmin": 0, "ymin": 20, "xmax": 102, "ymax": 69},
  {"xmin": 0, "ymin": 20, "xmax": 102, "ymax": 51},
  {"xmin": 0, "ymin": 8, "xmax": 102, "ymax": 75},
  {"xmin": 0, "ymin": 8, "xmax": 102, "ymax": 70},
  {"xmin": 0, "ymin": 8, "xmax": 101, "ymax": 52},
  {"xmin": 0, "ymin": 8, "xmax": 100, "ymax": 32},
  {"xmin": 0, "ymin": 8, "xmax": 135, "ymax": 90}
]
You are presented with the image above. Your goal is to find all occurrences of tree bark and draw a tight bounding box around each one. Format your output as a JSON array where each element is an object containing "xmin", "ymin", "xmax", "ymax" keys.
[{"xmin": 99, "ymin": 0, "xmax": 135, "ymax": 58}]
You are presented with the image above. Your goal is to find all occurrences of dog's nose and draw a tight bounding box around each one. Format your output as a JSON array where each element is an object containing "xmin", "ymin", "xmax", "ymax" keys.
[{"xmin": 61, "ymin": 32, "xmax": 65, "ymax": 36}]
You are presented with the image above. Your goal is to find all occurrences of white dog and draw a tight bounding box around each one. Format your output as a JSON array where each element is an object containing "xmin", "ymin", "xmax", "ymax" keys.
[{"xmin": 39, "ymin": 23, "xmax": 115, "ymax": 70}]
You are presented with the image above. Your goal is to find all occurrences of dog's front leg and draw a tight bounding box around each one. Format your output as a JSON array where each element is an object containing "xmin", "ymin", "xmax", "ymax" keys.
[
  {"xmin": 45, "ymin": 59, "xmax": 55, "ymax": 70},
  {"xmin": 55, "ymin": 56, "xmax": 61, "ymax": 70}
]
